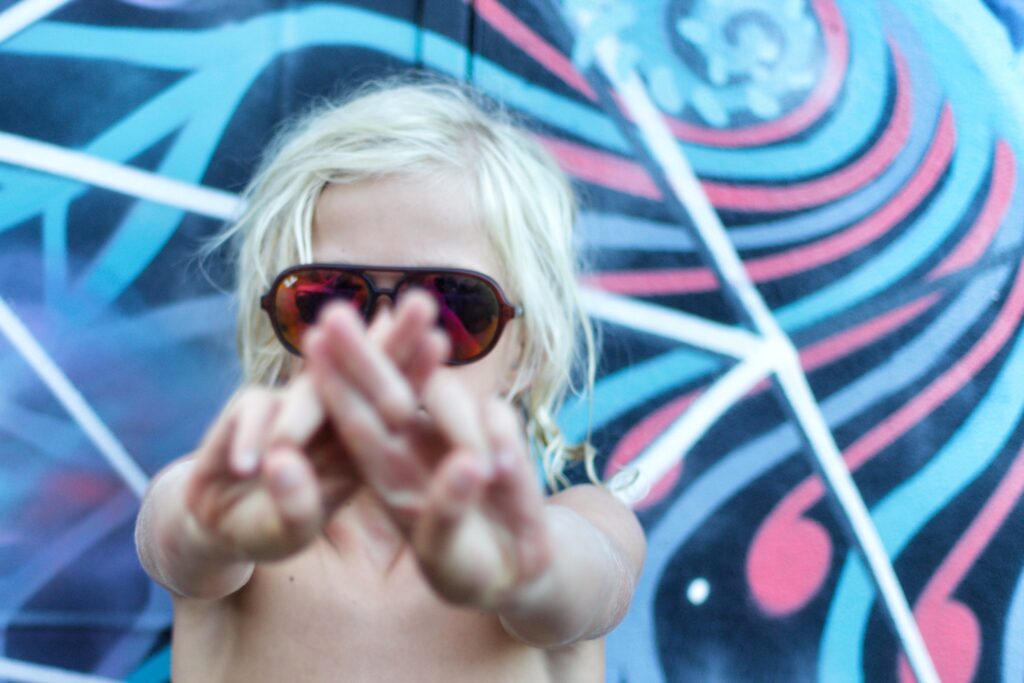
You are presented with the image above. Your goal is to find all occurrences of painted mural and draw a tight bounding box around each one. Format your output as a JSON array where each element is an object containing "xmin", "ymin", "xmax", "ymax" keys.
[{"xmin": 1, "ymin": 0, "xmax": 1023, "ymax": 681}]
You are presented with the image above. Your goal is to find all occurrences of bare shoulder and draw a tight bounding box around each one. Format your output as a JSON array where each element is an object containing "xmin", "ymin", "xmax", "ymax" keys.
[{"xmin": 546, "ymin": 484, "xmax": 646, "ymax": 573}]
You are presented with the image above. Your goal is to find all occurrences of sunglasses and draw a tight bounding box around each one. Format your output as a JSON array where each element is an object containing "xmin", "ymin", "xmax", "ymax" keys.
[{"xmin": 260, "ymin": 263, "xmax": 523, "ymax": 365}]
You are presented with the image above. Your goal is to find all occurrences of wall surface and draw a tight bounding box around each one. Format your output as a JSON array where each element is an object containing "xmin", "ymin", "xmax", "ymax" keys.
[{"xmin": 1, "ymin": 1, "xmax": 1023, "ymax": 681}]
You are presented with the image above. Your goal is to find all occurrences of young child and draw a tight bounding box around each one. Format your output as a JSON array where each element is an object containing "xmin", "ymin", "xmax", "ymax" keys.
[{"xmin": 134, "ymin": 78, "xmax": 646, "ymax": 682}]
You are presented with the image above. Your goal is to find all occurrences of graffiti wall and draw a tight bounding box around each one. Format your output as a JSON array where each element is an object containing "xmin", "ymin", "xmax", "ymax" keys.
[{"xmin": 1, "ymin": 0, "xmax": 1023, "ymax": 681}]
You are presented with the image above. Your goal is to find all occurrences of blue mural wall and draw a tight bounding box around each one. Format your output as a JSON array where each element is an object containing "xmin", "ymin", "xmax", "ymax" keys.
[{"xmin": 1, "ymin": 0, "xmax": 1023, "ymax": 681}]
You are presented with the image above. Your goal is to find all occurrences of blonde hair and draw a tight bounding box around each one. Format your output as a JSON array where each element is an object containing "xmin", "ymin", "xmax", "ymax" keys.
[{"xmin": 209, "ymin": 76, "xmax": 597, "ymax": 489}]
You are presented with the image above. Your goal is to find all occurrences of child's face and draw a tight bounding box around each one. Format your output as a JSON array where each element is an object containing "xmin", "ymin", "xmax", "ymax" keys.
[{"xmin": 309, "ymin": 174, "xmax": 521, "ymax": 404}]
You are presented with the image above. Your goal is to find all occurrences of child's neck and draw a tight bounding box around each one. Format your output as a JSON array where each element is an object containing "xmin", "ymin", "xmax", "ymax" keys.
[{"xmin": 323, "ymin": 487, "xmax": 408, "ymax": 575}]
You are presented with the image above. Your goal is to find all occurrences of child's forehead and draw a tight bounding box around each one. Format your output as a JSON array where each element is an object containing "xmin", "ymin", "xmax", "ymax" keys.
[{"xmin": 310, "ymin": 176, "xmax": 505, "ymax": 276}]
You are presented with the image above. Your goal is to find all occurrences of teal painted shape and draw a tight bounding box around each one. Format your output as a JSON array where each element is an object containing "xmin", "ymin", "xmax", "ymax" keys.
[{"xmin": 126, "ymin": 645, "xmax": 170, "ymax": 683}]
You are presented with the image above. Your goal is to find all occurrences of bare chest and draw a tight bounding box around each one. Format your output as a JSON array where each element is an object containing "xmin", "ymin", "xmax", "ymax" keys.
[{"xmin": 170, "ymin": 538, "xmax": 600, "ymax": 683}]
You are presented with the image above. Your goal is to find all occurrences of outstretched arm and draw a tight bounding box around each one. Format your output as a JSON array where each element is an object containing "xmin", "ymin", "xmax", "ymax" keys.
[
  {"xmin": 498, "ymin": 484, "xmax": 645, "ymax": 647},
  {"xmin": 135, "ymin": 379, "xmax": 330, "ymax": 600}
]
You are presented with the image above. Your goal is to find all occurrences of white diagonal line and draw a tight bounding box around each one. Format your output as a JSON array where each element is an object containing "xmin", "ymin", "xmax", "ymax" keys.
[
  {"xmin": 0, "ymin": 131, "xmax": 243, "ymax": 221},
  {"xmin": 575, "ymin": 12, "xmax": 940, "ymax": 683},
  {"xmin": 0, "ymin": 297, "xmax": 148, "ymax": 497},
  {"xmin": 581, "ymin": 286, "xmax": 762, "ymax": 359},
  {"xmin": 613, "ymin": 353, "xmax": 774, "ymax": 505},
  {"xmin": 0, "ymin": 657, "xmax": 121, "ymax": 683},
  {"xmin": 0, "ymin": 0, "xmax": 72, "ymax": 44}
]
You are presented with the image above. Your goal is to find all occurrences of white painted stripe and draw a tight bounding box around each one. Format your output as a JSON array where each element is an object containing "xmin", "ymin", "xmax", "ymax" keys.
[
  {"xmin": 615, "ymin": 354, "xmax": 773, "ymax": 506},
  {"xmin": 0, "ymin": 0, "xmax": 72, "ymax": 44},
  {"xmin": 0, "ymin": 297, "xmax": 149, "ymax": 497},
  {"xmin": 772, "ymin": 350, "xmax": 943, "ymax": 679},
  {"xmin": 589, "ymin": 37, "xmax": 789, "ymax": 342},
  {"xmin": 581, "ymin": 286, "xmax": 762, "ymax": 359},
  {"xmin": 0, "ymin": 131, "xmax": 244, "ymax": 221},
  {"xmin": 0, "ymin": 657, "xmax": 121, "ymax": 683},
  {"xmin": 578, "ymin": 17, "xmax": 941, "ymax": 683}
]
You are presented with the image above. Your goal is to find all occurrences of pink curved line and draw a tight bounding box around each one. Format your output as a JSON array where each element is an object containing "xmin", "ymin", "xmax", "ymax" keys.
[
  {"xmin": 935, "ymin": 443, "xmax": 1024, "ymax": 596},
  {"xmin": 702, "ymin": 42, "xmax": 911, "ymax": 211},
  {"xmin": 844, "ymin": 262, "xmax": 1024, "ymax": 474},
  {"xmin": 535, "ymin": 134, "xmax": 662, "ymax": 199},
  {"xmin": 929, "ymin": 141, "xmax": 1016, "ymax": 279},
  {"xmin": 897, "ymin": 444, "xmax": 1024, "ymax": 683},
  {"xmin": 605, "ymin": 392, "xmax": 698, "ymax": 476},
  {"xmin": 473, "ymin": 0, "xmax": 849, "ymax": 148},
  {"xmin": 473, "ymin": 0, "xmax": 597, "ymax": 100},
  {"xmin": 798, "ymin": 295, "xmax": 939, "ymax": 371},
  {"xmin": 583, "ymin": 105, "xmax": 956, "ymax": 295}
]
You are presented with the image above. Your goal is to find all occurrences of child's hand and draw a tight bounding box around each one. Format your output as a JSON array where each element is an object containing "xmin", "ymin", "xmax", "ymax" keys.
[
  {"xmin": 184, "ymin": 378, "xmax": 350, "ymax": 562},
  {"xmin": 407, "ymin": 391, "xmax": 552, "ymax": 609},
  {"xmin": 306, "ymin": 296, "xmax": 551, "ymax": 609}
]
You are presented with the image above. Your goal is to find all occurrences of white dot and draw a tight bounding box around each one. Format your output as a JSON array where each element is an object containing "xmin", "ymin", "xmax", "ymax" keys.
[{"xmin": 687, "ymin": 577, "xmax": 711, "ymax": 606}]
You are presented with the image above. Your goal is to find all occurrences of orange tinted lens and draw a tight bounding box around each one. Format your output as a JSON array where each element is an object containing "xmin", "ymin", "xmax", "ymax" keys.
[
  {"xmin": 402, "ymin": 273, "xmax": 500, "ymax": 361},
  {"xmin": 273, "ymin": 269, "xmax": 369, "ymax": 349}
]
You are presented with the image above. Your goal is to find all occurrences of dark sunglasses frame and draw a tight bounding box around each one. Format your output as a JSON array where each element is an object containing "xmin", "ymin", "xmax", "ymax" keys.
[{"xmin": 260, "ymin": 263, "xmax": 523, "ymax": 365}]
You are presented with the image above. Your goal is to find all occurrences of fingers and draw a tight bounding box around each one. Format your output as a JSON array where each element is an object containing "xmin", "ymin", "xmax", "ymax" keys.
[
  {"xmin": 314, "ymin": 303, "xmax": 417, "ymax": 429},
  {"xmin": 421, "ymin": 373, "xmax": 489, "ymax": 461},
  {"xmin": 230, "ymin": 388, "xmax": 279, "ymax": 476},
  {"xmin": 405, "ymin": 329, "xmax": 449, "ymax": 395},
  {"xmin": 362, "ymin": 290, "xmax": 447, "ymax": 394},
  {"xmin": 484, "ymin": 399, "xmax": 551, "ymax": 582},
  {"xmin": 203, "ymin": 444, "xmax": 322, "ymax": 562},
  {"xmin": 267, "ymin": 374, "xmax": 325, "ymax": 450},
  {"xmin": 414, "ymin": 451, "xmax": 487, "ymax": 549},
  {"xmin": 188, "ymin": 387, "xmax": 273, "ymax": 505},
  {"xmin": 306, "ymin": 326, "xmax": 428, "ymax": 508},
  {"xmin": 262, "ymin": 445, "xmax": 322, "ymax": 530},
  {"xmin": 377, "ymin": 291, "xmax": 442, "ymax": 378},
  {"xmin": 412, "ymin": 451, "xmax": 504, "ymax": 604}
]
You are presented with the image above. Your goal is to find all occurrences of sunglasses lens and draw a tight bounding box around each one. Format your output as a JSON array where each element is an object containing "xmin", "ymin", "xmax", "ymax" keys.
[
  {"xmin": 403, "ymin": 273, "xmax": 502, "ymax": 362},
  {"xmin": 273, "ymin": 269, "xmax": 370, "ymax": 350}
]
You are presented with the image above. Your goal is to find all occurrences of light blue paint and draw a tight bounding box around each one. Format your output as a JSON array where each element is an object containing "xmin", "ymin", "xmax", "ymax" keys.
[
  {"xmin": 470, "ymin": 58, "xmax": 626, "ymax": 148},
  {"xmin": 125, "ymin": 645, "xmax": 171, "ymax": 683},
  {"xmin": 421, "ymin": 31, "xmax": 470, "ymax": 80},
  {"xmin": 895, "ymin": 0, "xmax": 1024, "ymax": 150},
  {"xmin": 777, "ymin": 111, "xmax": 990, "ymax": 332},
  {"xmin": 73, "ymin": 64, "xmax": 260, "ymax": 310},
  {"xmin": 43, "ymin": 200, "xmax": 69, "ymax": 307},
  {"xmin": 1004, "ymin": 563, "xmax": 1024, "ymax": 682},
  {"xmin": 560, "ymin": 347, "xmax": 722, "ymax": 443}
]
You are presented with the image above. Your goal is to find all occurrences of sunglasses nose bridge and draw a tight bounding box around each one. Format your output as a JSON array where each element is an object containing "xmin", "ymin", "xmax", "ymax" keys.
[{"xmin": 366, "ymin": 286, "xmax": 399, "ymax": 319}]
